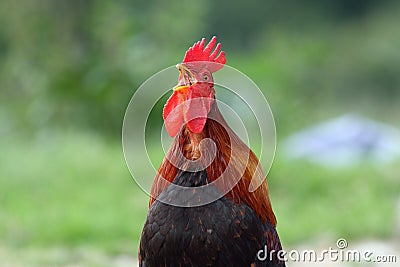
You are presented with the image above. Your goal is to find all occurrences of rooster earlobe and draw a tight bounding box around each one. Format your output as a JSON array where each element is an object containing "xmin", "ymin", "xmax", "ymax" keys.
[{"xmin": 163, "ymin": 91, "xmax": 184, "ymax": 137}]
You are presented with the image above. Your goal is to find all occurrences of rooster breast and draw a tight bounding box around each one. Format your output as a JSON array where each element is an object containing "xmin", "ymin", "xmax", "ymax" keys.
[{"xmin": 139, "ymin": 170, "xmax": 281, "ymax": 267}]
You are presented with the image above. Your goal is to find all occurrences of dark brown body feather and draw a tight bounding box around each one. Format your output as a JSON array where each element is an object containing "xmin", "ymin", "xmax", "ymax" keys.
[{"xmin": 139, "ymin": 170, "xmax": 284, "ymax": 267}]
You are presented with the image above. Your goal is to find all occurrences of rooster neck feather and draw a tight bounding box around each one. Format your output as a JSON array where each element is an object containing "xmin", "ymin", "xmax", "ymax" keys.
[{"xmin": 150, "ymin": 102, "xmax": 276, "ymax": 225}]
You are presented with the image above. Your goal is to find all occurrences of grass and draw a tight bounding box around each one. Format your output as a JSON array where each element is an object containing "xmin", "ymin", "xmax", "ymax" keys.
[
  {"xmin": 269, "ymin": 157, "xmax": 400, "ymax": 246},
  {"xmin": 0, "ymin": 130, "xmax": 399, "ymax": 263},
  {"xmin": 0, "ymin": 131, "xmax": 148, "ymax": 255}
]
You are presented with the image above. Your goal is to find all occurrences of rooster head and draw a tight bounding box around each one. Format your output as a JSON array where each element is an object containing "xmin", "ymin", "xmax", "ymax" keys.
[{"xmin": 163, "ymin": 36, "xmax": 226, "ymax": 137}]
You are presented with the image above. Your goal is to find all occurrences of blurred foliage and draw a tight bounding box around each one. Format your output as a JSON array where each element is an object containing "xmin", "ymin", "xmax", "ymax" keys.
[{"xmin": 0, "ymin": 0, "xmax": 399, "ymax": 137}]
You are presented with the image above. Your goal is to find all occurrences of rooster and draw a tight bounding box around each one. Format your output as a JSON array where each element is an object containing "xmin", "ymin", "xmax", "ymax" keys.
[{"xmin": 139, "ymin": 37, "xmax": 285, "ymax": 267}]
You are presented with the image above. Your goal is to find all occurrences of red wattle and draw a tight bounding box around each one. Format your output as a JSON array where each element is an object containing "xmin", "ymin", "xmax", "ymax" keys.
[{"xmin": 185, "ymin": 88, "xmax": 214, "ymax": 134}]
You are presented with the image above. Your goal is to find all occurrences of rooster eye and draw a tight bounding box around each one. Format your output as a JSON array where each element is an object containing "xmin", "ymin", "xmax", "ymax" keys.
[{"xmin": 202, "ymin": 74, "xmax": 209, "ymax": 81}]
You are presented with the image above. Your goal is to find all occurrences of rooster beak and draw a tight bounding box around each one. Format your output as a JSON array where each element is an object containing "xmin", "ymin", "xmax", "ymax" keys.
[{"xmin": 173, "ymin": 85, "xmax": 189, "ymax": 94}]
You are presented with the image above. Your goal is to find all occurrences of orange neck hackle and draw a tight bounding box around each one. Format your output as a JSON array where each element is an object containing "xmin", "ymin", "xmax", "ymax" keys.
[{"xmin": 150, "ymin": 102, "xmax": 277, "ymax": 226}]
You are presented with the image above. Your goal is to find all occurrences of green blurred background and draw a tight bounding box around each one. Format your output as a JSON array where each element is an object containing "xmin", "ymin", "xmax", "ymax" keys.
[{"xmin": 1, "ymin": 0, "xmax": 399, "ymax": 266}]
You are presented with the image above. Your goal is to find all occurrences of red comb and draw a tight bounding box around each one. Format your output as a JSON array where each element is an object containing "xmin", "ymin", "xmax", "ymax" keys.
[{"xmin": 182, "ymin": 36, "xmax": 226, "ymax": 72}]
